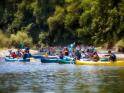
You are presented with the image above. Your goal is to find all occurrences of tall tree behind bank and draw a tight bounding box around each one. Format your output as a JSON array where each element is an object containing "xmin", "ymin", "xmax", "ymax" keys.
[
  {"xmin": 0, "ymin": 0, "xmax": 65, "ymax": 45},
  {"xmin": 47, "ymin": 0, "xmax": 124, "ymax": 46}
]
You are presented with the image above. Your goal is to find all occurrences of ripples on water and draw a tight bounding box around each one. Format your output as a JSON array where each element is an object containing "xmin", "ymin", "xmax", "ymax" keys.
[{"xmin": 0, "ymin": 61, "xmax": 124, "ymax": 93}]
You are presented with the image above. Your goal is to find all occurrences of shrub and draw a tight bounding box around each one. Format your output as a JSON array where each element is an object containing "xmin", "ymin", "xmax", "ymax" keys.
[{"xmin": 10, "ymin": 31, "xmax": 32, "ymax": 47}]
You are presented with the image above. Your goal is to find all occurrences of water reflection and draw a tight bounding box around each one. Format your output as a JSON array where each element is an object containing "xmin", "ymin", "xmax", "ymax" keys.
[{"xmin": 0, "ymin": 62, "xmax": 124, "ymax": 93}]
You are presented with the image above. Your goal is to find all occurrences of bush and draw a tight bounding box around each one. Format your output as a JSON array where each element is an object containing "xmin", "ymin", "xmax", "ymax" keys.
[
  {"xmin": 0, "ymin": 29, "xmax": 32, "ymax": 48},
  {"xmin": 39, "ymin": 32, "xmax": 48, "ymax": 45},
  {"xmin": 10, "ymin": 31, "xmax": 32, "ymax": 47}
]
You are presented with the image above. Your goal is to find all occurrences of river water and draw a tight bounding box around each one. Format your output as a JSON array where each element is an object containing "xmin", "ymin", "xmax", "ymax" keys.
[{"xmin": 0, "ymin": 61, "xmax": 124, "ymax": 93}]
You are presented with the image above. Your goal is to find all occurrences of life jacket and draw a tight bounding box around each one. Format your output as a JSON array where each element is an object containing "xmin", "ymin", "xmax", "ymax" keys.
[
  {"xmin": 11, "ymin": 53, "xmax": 17, "ymax": 58},
  {"xmin": 111, "ymin": 53, "xmax": 116, "ymax": 59},
  {"xmin": 59, "ymin": 54, "xmax": 63, "ymax": 59},
  {"xmin": 23, "ymin": 53, "xmax": 31, "ymax": 59}
]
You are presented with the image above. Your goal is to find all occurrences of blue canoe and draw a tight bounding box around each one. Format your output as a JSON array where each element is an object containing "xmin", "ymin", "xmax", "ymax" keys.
[
  {"xmin": 41, "ymin": 56, "xmax": 74, "ymax": 64},
  {"xmin": 5, "ymin": 57, "xmax": 30, "ymax": 62},
  {"xmin": 58, "ymin": 59, "xmax": 75, "ymax": 64},
  {"xmin": 58, "ymin": 56, "xmax": 75, "ymax": 64},
  {"xmin": 32, "ymin": 55, "xmax": 59, "ymax": 59},
  {"xmin": 41, "ymin": 56, "xmax": 59, "ymax": 63}
]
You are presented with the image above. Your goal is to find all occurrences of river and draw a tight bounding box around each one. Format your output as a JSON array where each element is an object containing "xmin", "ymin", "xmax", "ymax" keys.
[{"xmin": 0, "ymin": 61, "xmax": 124, "ymax": 93}]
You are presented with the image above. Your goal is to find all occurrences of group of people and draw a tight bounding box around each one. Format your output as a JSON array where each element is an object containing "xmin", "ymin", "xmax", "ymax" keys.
[
  {"xmin": 8, "ymin": 44, "xmax": 117, "ymax": 62},
  {"xmin": 73, "ymin": 46, "xmax": 100, "ymax": 61},
  {"xmin": 58, "ymin": 45, "xmax": 117, "ymax": 62},
  {"xmin": 58, "ymin": 46, "xmax": 98, "ymax": 61},
  {"xmin": 8, "ymin": 47, "xmax": 32, "ymax": 59}
]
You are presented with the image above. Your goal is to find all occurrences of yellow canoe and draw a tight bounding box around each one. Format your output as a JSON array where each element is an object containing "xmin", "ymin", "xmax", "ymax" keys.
[{"xmin": 75, "ymin": 60, "xmax": 124, "ymax": 66}]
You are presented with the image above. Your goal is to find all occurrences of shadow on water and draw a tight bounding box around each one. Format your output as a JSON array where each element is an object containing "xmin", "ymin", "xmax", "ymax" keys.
[{"xmin": 0, "ymin": 62, "xmax": 124, "ymax": 93}]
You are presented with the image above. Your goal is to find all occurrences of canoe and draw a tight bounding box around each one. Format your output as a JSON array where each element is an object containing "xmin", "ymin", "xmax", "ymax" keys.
[
  {"xmin": 75, "ymin": 60, "xmax": 124, "ymax": 66},
  {"xmin": 58, "ymin": 59, "xmax": 75, "ymax": 64},
  {"xmin": 41, "ymin": 58, "xmax": 74, "ymax": 64},
  {"xmin": 32, "ymin": 55, "xmax": 59, "ymax": 59},
  {"xmin": 58, "ymin": 56, "xmax": 75, "ymax": 64},
  {"xmin": 41, "ymin": 58, "xmax": 59, "ymax": 63},
  {"xmin": 5, "ymin": 57, "xmax": 30, "ymax": 62},
  {"xmin": 41, "ymin": 56, "xmax": 74, "ymax": 64},
  {"xmin": 42, "ymin": 55, "xmax": 59, "ymax": 59}
]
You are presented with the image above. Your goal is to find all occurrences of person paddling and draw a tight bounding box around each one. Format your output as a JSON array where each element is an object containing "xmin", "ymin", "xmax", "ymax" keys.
[
  {"xmin": 23, "ymin": 50, "xmax": 32, "ymax": 59},
  {"xmin": 59, "ymin": 51, "xmax": 64, "ymax": 59},
  {"xmin": 108, "ymin": 50, "xmax": 116, "ymax": 62}
]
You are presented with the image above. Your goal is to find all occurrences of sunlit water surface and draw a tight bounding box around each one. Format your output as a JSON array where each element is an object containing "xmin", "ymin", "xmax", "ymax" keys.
[{"xmin": 0, "ymin": 61, "xmax": 124, "ymax": 93}]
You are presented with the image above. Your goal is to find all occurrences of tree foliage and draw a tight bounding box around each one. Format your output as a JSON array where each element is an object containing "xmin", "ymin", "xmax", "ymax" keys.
[{"xmin": 0, "ymin": 0, "xmax": 124, "ymax": 47}]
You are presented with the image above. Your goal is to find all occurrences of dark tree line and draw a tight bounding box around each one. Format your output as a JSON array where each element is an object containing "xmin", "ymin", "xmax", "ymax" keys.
[{"xmin": 0, "ymin": 0, "xmax": 123, "ymax": 47}]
